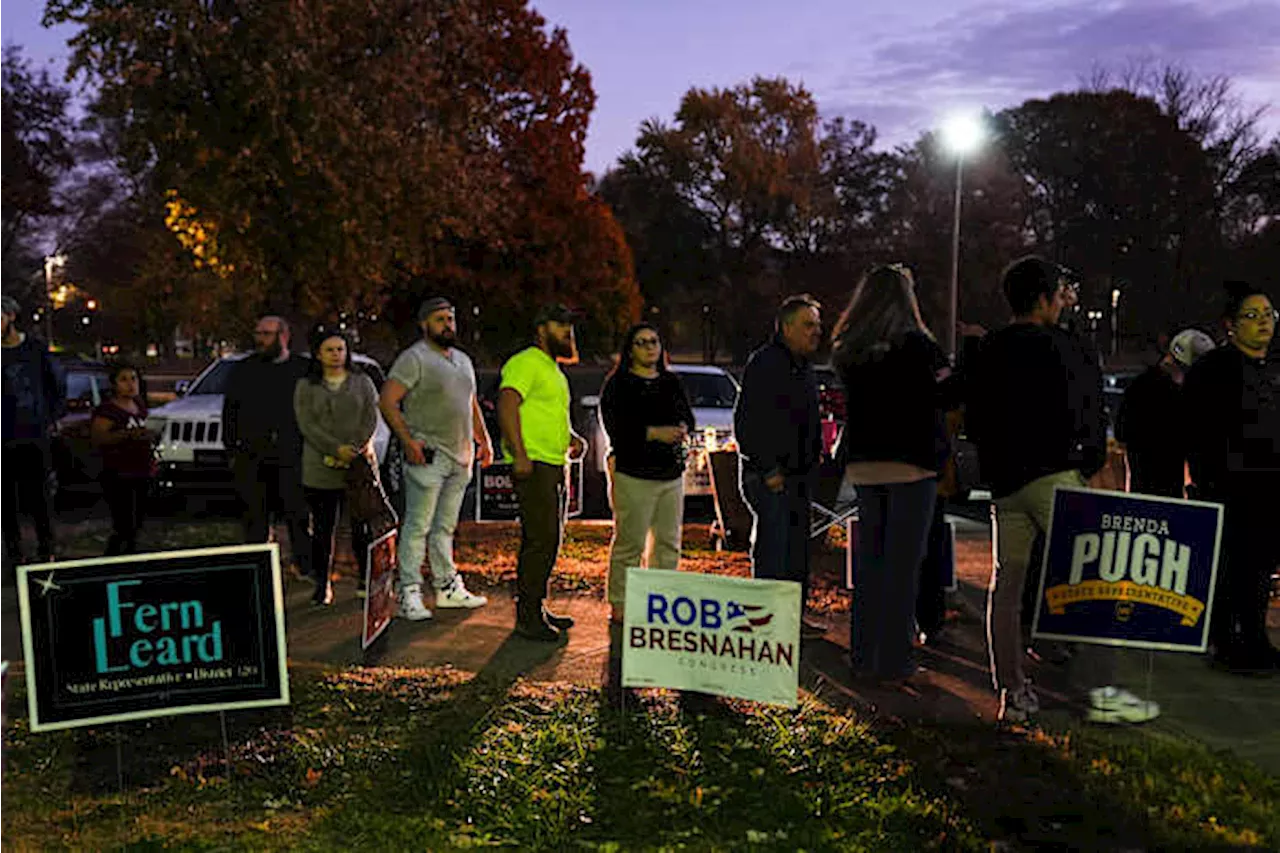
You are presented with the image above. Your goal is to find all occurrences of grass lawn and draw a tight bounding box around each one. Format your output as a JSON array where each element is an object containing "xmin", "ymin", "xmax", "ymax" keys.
[
  {"xmin": 3, "ymin": 666, "xmax": 1277, "ymax": 851},
  {"xmin": 7, "ymin": 517, "xmax": 1277, "ymax": 850}
]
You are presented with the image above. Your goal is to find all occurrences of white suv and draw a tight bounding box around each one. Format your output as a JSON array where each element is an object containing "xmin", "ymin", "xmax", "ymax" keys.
[
  {"xmin": 148, "ymin": 353, "xmax": 391, "ymax": 498},
  {"xmin": 581, "ymin": 364, "xmax": 739, "ymax": 499}
]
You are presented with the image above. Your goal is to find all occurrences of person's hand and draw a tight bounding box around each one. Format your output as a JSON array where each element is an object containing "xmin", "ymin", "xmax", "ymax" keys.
[
  {"xmin": 476, "ymin": 437, "xmax": 494, "ymax": 468},
  {"xmin": 569, "ymin": 435, "xmax": 586, "ymax": 460},
  {"xmin": 404, "ymin": 438, "xmax": 428, "ymax": 466},
  {"xmin": 513, "ymin": 453, "xmax": 534, "ymax": 478},
  {"xmin": 336, "ymin": 444, "xmax": 359, "ymax": 463},
  {"xmin": 764, "ymin": 471, "xmax": 785, "ymax": 493},
  {"xmin": 648, "ymin": 425, "xmax": 686, "ymax": 445},
  {"xmin": 959, "ymin": 322, "xmax": 987, "ymax": 339}
]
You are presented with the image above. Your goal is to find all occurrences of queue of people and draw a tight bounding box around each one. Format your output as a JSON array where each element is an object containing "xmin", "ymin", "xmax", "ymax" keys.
[{"xmin": 3, "ymin": 267, "xmax": 1275, "ymax": 721}]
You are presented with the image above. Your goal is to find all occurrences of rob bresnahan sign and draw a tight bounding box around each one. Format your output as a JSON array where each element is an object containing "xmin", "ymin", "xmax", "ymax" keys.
[
  {"xmin": 1031, "ymin": 487, "xmax": 1223, "ymax": 652},
  {"xmin": 17, "ymin": 544, "xmax": 290, "ymax": 731},
  {"xmin": 623, "ymin": 569, "xmax": 801, "ymax": 707}
]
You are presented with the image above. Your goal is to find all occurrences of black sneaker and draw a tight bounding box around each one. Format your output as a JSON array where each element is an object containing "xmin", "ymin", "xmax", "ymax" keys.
[
  {"xmin": 515, "ymin": 614, "xmax": 561, "ymax": 642},
  {"xmin": 543, "ymin": 607, "xmax": 575, "ymax": 631}
]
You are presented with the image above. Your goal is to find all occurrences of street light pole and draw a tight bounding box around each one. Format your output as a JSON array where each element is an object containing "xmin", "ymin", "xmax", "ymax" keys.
[
  {"xmin": 1110, "ymin": 287, "xmax": 1121, "ymax": 360},
  {"xmin": 947, "ymin": 158, "xmax": 963, "ymax": 359}
]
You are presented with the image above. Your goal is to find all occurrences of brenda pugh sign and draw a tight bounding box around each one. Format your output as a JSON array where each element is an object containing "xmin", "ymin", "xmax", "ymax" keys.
[
  {"xmin": 623, "ymin": 569, "xmax": 801, "ymax": 707},
  {"xmin": 17, "ymin": 544, "xmax": 289, "ymax": 731},
  {"xmin": 363, "ymin": 530, "xmax": 397, "ymax": 649},
  {"xmin": 1031, "ymin": 487, "xmax": 1222, "ymax": 652}
]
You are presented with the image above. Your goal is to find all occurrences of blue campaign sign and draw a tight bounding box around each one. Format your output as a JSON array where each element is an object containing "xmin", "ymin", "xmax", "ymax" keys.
[{"xmin": 1030, "ymin": 487, "xmax": 1223, "ymax": 652}]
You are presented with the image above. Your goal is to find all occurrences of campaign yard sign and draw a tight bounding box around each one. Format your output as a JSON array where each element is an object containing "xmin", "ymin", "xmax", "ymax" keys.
[
  {"xmin": 623, "ymin": 569, "xmax": 801, "ymax": 707},
  {"xmin": 476, "ymin": 459, "xmax": 584, "ymax": 521},
  {"xmin": 363, "ymin": 530, "xmax": 398, "ymax": 649},
  {"xmin": 17, "ymin": 544, "xmax": 289, "ymax": 732},
  {"xmin": 1031, "ymin": 486, "xmax": 1222, "ymax": 652}
]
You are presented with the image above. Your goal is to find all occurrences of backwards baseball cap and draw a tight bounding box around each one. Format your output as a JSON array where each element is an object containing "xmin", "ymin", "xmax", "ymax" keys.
[
  {"xmin": 1168, "ymin": 328, "xmax": 1215, "ymax": 368},
  {"xmin": 534, "ymin": 303, "xmax": 579, "ymax": 325},
  {"xmin": 1, "ymin": 294, "xmax": 19, "ymax": 316},
  {"xmin": 417, "ymin": 296, "xmax": 454, "ymax": 322}
]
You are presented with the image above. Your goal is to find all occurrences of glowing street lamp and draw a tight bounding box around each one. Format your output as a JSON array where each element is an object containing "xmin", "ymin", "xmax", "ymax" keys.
[
  {"xmin": 1111, "ymin": 287, "xmax": 1122, "ymax": 358},
  {"xmin": 940, "ymin": 113, "xmax": 985, "ymax": 358}
]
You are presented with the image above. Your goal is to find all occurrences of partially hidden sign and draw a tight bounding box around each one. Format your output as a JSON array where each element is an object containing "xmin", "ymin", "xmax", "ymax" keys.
[
  {"xmin": 623, "ymin": 569, "xmax": 801, "ymax": 707},
  {"xmin": 476, "ymin": 459, "xmax": 584, "ymax": 521},
  {"xmin": 17, "ymin": 544, "xmax": 289, "ymax": 731},
  {"xmin": 363, "ymin": 530, "xmax": 397, "ymax": 649},
  {"xmin": 1031, "ymin": 486, "xmax": 1223, "ymax": 652}
]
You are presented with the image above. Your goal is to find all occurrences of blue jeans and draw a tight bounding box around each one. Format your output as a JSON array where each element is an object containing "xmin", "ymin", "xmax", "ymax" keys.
[
  {"xmin": 397, "ymin": 454, "xmax": 472, "ymax": 590},
  {"xmin": 851, "ymin": 479, "xmax": 937, "ymax": 679},
  {"xmin": 741, "ymin": 468, "xmax": 812, "ymax": 603}
]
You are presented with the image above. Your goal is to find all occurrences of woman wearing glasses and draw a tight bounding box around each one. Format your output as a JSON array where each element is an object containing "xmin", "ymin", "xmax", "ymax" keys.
[
  {"xmin": 1183, "ymin": 281, "xmax": 1279, "ymax": 673},
  {"xmin": 600, "ymin": 323, "xmax": 696, "ymax": 624}
]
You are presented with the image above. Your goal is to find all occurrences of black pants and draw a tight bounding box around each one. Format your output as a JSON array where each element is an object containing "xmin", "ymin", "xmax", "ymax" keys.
[
  {"xmin": 851, "ymin": 479, "xmax": 937, "ymax": 679},
  {"xmin": 1208, "ymin": 485, "xmax": 1280, "ymax": 658},
  {"xmin": 103, "ymin": 473, "xmax": 150, "ymax": 556},
  {"xmin": 513, "ymin": 462, "xmax": 566, "ymax": 611},
  {"xmin": 234, "ymin": 454, "xmax": 312, "ymax": 576},
  {"xmin": 1128, "ymin": 452, "xmax": 1184, "ymax": 499},
  {"xmin": 305, "ymin": 487, "xmax": 371, "ymax": 600},
  {"xmin": 915, "ymin": 497, "xmax": 950, "ymax": 639},
  {"xmin": 3, "ymin": 439, "xmax": 54, "ymax": 565}
]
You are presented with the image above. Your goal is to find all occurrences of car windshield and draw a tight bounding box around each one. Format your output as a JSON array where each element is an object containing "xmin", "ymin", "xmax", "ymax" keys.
[
  {"xmin": 189, "ymin": 360, "xmax": 238, "ymax": 394},
  {"xmin": 677, "ymin": 372, "xmax": 738, "ymax": 408},
  {"xmin": 66, "ymin": 371, "xmax": 107, "ymax": 404}
]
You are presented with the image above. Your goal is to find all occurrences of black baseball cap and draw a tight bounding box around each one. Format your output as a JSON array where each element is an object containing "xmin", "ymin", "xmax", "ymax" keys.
[{"xmin": 534, "ymin": 303, "xmax": 579, "ymax": 325}]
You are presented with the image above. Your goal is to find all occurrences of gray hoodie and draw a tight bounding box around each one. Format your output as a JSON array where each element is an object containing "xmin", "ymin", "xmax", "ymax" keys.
[{"xmin": 293, "ymin": 372, "xmax": 379, "ymax": 490}]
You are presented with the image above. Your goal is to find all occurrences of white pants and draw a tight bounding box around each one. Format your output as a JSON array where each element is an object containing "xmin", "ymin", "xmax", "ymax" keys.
[{"xmin": 607, "ymin": 471, "xmax": 684, "ymax": 607}]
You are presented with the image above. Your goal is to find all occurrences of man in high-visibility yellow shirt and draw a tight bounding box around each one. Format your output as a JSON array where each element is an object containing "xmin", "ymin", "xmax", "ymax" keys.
[{"xmin": 497, "ymin": 304, "xmax": 586, "ymax": 641}]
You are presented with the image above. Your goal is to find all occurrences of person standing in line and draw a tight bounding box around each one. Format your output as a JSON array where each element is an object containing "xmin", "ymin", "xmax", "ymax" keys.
[
  {"xmin": 379, "ymin": 297, "xmax": 491, "ymax": 621},
  {"xmin": 969, "ymin": 256, "xmax": 1159, "ymax": 725},
  {"xmin": 1183, "ymin": 281, "xmax": 1279, "ymax": 673},
  {"xmin": 831, "ymin": 266, "xmax": 948, "ymax": 681},
  {"xmin": 600, "ymin": 323, "xmax": 695, "ymax": 623},
  {"xmin": 2, "ymin": 294, "xmax": 65, "ymax": 569},
  {"xmin": 1115, "ymin": 328, "xmax": 1216, "ymax": 498},
  {"xmin": 222, "ymin": 315, "xmax": 313, "ymax": 577},
  {"xmin": 90, "ymin": 362, "xmax": 157, "ymax": 556},
  {"xmin": 734, "ymin": 295, "xmax": 824, "ymax": 636},
  {"xmin": 294, "ymin": 329, "xmax": 379, "ymax": 606},
  {"xmin": 497, "ymin": 304, "xmax": 586, "ymax": 642}
]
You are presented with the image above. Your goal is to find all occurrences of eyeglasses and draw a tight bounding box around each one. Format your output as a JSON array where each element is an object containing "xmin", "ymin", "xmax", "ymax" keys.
[
  {"xmin": 1238, "ymin": 308, "xmax": 1279, "ymax": 323},
  {"xmin": 633, "ymin": 337, "xmax": 661, "ymax": 347}
]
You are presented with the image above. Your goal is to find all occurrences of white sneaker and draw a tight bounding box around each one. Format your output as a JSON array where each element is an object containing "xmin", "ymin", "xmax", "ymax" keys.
[
  {"xmin": 398, "ymin": 585, "xmax": 433, "ymax": 621},
  {"xmin": 435, "ymin": 576, "xmax": 487, "ymax": 609},
  {"xmin": 998, "ymin": 682, "xmax": 1040, "ymax": 724},
  {"xmin": 1086, "ymin": 686, "xmax": 1160, "ymax": 725}
]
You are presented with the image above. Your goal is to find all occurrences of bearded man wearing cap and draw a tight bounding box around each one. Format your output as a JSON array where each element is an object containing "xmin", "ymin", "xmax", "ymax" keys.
[
  {"xmin": 1115, "ymin": 328, "xmax": 1215, "ymax": 498},
  {"xmin": 496, "ymin": 304, "xmax": 587, "ymax": 641},
  {"xmin": 380, "ymin": 296, "xmax": 493, "ymax": 621}
]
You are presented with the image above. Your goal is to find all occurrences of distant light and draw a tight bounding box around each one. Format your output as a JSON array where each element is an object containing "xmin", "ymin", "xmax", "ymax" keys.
[
  {"xmin": 86, "ymin": 299, "xmax": 98, "ymax": 310},
  {"xmin": 147, "ymin": 344, "xmax": 159, "ymax": 357},
  {"xmin": 1111, "ymin": 288, "xmax": 1121, "ymax": 308},
  {"xmin": 941, "ymin": 113, "xmax": 985, "ymax": 156},
  {"xmin": 472, "ymin": 306, "xmax": 480, "ymax": 316},
  {"xmin": 82, "ymin": 317, "xmax": 90, "ymax": 325}
]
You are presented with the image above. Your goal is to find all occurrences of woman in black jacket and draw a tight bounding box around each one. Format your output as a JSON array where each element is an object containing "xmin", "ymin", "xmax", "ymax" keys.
[
  {"xmin": 1183, "ymin": 281, "xmax": 1279, "ymax": 672},
  {"xmin": 832, "ymin": 265, "xmax": 950, "ymax": 681},
  {"xmin": 600, "ymin": 323, "xmax": 695, "ymax": 623}
]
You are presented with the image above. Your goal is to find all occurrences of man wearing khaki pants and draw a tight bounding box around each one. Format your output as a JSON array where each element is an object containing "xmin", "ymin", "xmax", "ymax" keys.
[{"xmin": 969, "ymin": 257, "xmax": 1160, "ymax": 725}]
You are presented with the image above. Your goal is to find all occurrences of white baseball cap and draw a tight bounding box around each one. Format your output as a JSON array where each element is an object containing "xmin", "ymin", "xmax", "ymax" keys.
[{"xmin": 1168, "ymin": 328, "xmax": 1215, "ymax": 368}]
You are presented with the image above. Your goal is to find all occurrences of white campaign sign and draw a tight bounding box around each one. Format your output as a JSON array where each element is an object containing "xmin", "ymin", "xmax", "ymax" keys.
[{"xmin": 622, "ymin": 569, "xmax": 801, "ymax": 708}]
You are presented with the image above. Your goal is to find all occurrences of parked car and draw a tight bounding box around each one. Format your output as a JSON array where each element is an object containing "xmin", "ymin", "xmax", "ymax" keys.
[
  {"xmin": 147, "ymin": 352, "xmax": 392, "ymax": 503},
  {"xmin": 579, "ymin": 364, "xmax": 740, "ymax": 509},
  {"xmin": 49, "ymin": 359, "xmax": 112, "ymax": 500}
]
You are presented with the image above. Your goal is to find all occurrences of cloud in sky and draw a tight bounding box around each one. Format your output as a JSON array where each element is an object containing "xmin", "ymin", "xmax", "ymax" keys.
[{"xmin": 818, "ymin": 0, "xmax": 1280, "ymax": 150}]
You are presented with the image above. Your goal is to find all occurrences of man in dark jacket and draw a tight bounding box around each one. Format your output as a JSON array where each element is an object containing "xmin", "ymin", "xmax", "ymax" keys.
[
  {"xmin": 1116, "ymin": 328, "xmax": 1215, "ymax": 498},
  {"xmin": 969, "ymin": 257, "xmax": 1157, "ymax": 725},
  {"xmin": 734, "ymin": 295, "xmax": 823, "ymax": 628},
  {"xmin": 2, "ymin": 294, "xmax": 65, "ymax": 568},
  {"xmin": 222, "ymin": 315, "xmax": 312, "ymax": 576}
]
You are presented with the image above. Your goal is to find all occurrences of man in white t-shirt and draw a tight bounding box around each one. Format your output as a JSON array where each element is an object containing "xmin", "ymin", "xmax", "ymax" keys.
[{"xmin": 380, "ymin": 297, "xmax": 494, "ymax": 620}]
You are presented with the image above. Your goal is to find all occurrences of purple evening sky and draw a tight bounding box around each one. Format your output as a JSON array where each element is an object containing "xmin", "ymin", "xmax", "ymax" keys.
[{"xmin": 4, "ymin": 0, "xmax": 1278, "ymax": 176}]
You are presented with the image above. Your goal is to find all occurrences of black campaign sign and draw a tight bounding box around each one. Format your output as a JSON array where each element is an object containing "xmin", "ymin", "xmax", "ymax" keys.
[{"xmin": 17, "ymin": 544, "xmax": 289, "ymax": 731}]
